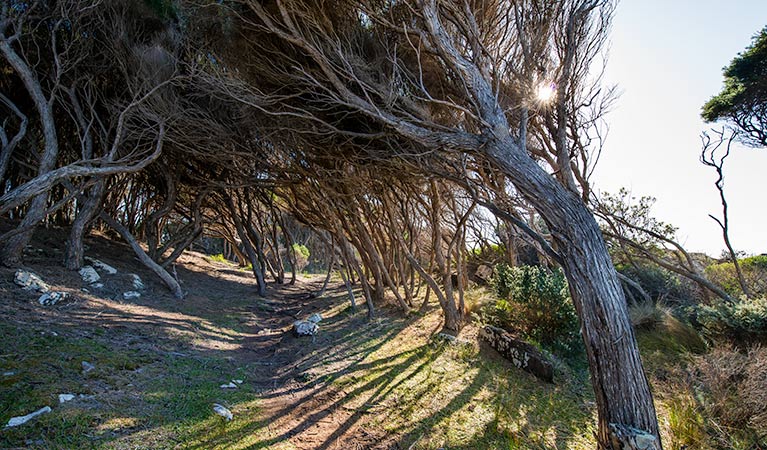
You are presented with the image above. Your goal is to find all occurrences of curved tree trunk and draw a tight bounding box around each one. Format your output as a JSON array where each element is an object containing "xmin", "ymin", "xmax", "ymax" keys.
[
  {"xmin": 64, "ymin": 181, "xmax": 106, "ymax": 270},
  {"xmin": 99, "ymin": 212, "xmax": 184, "ymax": 299},
  {"xmin": 486, "ymin": 141, "xmax": 660, "ymax": 448},
  {"xmin": 0, "ymin": 35, "xmax": 59, "ymax": 266}
]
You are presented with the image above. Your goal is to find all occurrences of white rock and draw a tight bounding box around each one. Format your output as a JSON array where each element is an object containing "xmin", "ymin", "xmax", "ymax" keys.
[
  {"xmin": 5, "ymin": 406, "xmax": 51, "ymax": 428},
  {"xmin": 14, "ymin": 270, "xmax": 49, "ymax": 293},
  {"xmin": 307, "ymin": 313, "xmax": 323, "ymax": 324},
  {"xmin": 58, "ymin": 394, "xmax": 75, "ymax": 404},
  {"xmin": 212, "ymin": 403, "xmax": 233, "ymax": 421},
  {"xmin": 123, "ymin": 291, "xmax": 141, "ymax": 300},
  {"xmin": 79, "ymin": 266, "xmax": 101, "ymax": 284},
  {"xmin": 293, "ymin": 320, "xmax": 318, "ymax": 337},
  {"xmin": 81, "ymin": 361, "xmax": 95, "ymax": 373},
  {"xmin": 129, "ymin": 274, "xmax": 145, "ymax": 290},
  {"xmin": 3, "ymin": 371, "xmax": 15, "ymax": 377},
  {"xmin": 38, "ymin": 291, "xmax": 68, "ymax": 306},
  {"xmin": 220, "ymin": 382, "xmax": 237, "ymax": 389},
  {"xmin": 91, "ymin": 283, "xmax": 104, "ymax": 289},
  {"xmin": 85, "ymin": 257, "xmax": 117, "ymax": 275},
  {"xmin": 232, "ymin": 379, "xmax": 243, "ymax": 385}
]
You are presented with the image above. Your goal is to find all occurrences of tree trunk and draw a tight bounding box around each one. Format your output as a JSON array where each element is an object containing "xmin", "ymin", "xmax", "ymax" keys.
[
  {"xmin": 486, "ymin": 140, "xmax": 660, "ymax": 448},
  {"xmin": 0, "ymin": 37, "xmax": 59, "ymax": 266},
  {"xmin": 99, "ymin": 212, "xmax": 184, "ymax": 299},
  {"xmin": 64, "ymin": 181, "xmax": 105, "ymax": 270},
  {"xmin": 338, "ymin": 260, "xmax": 356, "ymax": 312}
]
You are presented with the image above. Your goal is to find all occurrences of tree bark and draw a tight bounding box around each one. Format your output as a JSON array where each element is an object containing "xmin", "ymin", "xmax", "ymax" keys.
[
  {"xmin": 0, "ymin": 33, "xmax": 59, "ymax": 266},
  {"xmin": 486, "ymin": 140, "xmax": 660, "ymax": 448},
  {"xmin": 64, "ymin": 181, "xmax": 106, "ymax": 270},
  {"xmin": 99, "ymin": 212, "xmax": 184, "ymax": 299}
]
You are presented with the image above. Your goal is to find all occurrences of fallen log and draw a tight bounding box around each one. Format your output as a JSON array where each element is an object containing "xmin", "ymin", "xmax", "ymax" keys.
[{"xmin": 480, "ymin": 325, "xmax": 554, "ymax": 383}]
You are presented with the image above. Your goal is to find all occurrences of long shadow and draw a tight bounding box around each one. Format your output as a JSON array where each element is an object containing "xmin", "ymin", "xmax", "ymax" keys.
[
  {"xmin": 2, "ymin": 230, "xmax": 590, "ymax": 450},
  {"xmin": 0, "ymin": 230, "xmax": 377, "ymax": 449},
  {"xmin": 391, "ymin": 344, "xmax": 594, "ymax": 450},
  {"xmin": 187, "ymin": 343, "xmax": 445, "ymax": 450}
]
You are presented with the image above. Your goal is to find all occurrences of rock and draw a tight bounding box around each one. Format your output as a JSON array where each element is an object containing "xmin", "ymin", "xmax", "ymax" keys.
[
  {"xmin": 38, "ymin": 291, "xmax": 68, "ymax": 306},
  {"xmin": 5, "ymin": 406, "xmax": 52, "ymax": 428},
  {"xmin": 14, "ymin": 270, "xmax": 49, "ymax": 293},
  {"xmin": 81, "ymin": 361, "xmax": 95, "ymax": 374},
  {"xmin": 212, "ymin": 403, "xmax": 233, "ymax": 421},
  {"xmin": 475, "ymin": 264, "xmax": 493, "ymax": 282},
  {"xmin": 122, "ymin": 291, "xmax": 141, "ymax": 300},
  {"xmin": 232, "ymin": 379, "xmax": 243, "ymax": 385},
  {"xmin": 85, "ymin": 257, "xmax": 117, "ymax": 275},
  {"xmin": 91, "ymin": 283, "xmax": 104, "ymax": 289},
  {"xmin": 79, "ymin": 266, "xmax": 101, "ymax": 285},
  {"xmin": 307, "ymin": 313, "xmax": 323, "ymax": 323},
  {"xmin": 58, "ymin": 394, "xmax": 75, "ymax": 404},
  {"xmin": 480, "ymin": 325, "xmax": 554, "ymax": 383},
  {"xmin": 130, "ymin": 274, "xmax": 145, "ymax": 290},
  {"xmin": 292, "ymin": 320, "xmax": 318, "ymax": 337},
  {"xmin": 220, "ymin": 382, "xmax": 237, "ymax": 389}
]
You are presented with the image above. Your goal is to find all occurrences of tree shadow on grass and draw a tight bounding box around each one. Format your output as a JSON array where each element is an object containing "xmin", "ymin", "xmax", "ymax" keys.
[{"xmin": 392, "ymin": 345, "xmax": 596, "ymax": 450}]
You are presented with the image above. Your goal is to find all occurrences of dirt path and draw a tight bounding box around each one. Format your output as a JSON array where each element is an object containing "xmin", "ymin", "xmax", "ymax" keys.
[{"xmin": 0, "ymin": 231, "xmax": 402, "ymax": 449}]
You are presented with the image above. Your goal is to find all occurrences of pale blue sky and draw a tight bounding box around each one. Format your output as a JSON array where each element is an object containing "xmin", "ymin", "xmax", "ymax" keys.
[{"xmin": 594, "ymin": 0, "xmax": 767, "ymax": 256}]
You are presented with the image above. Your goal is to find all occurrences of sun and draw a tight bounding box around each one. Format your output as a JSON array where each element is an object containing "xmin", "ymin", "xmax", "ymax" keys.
[{"xmin": 535, "ymin": 82, "xmax": 556, "ymax": 103}]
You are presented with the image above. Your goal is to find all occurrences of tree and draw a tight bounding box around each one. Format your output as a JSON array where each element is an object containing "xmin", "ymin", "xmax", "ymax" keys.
[
  {"xmin": 700, "ymin": 129, "xmax": 751, "ymax": 299},
  {"xmin": 221, "ymin": 1, "xmax": 661, "ymax": 447},
  {"xmin": 702, "ymin": 26, "xmax": 767, "ymax": 148}
]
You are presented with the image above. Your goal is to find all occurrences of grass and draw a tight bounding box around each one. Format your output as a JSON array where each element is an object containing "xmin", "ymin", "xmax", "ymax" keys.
[
  {"xmin": 0, "ymin": 321, "xmax": 265, "ymax": 449},
  {"xmin": 310, "ymin": 311, "xmax": 595, "ymax": 449},
  {"xmin": 4, "ymin": 276, "xmax": 762, "ymax": 450},
  {"xmin": 207, "ymin": 253, "xmax": 232, "ymax": 265}
]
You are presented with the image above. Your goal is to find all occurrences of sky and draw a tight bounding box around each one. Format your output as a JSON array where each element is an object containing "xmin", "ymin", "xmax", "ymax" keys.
[{"xmin": 593, "ymin": 0, "xmax": 767, "ymax": 256}]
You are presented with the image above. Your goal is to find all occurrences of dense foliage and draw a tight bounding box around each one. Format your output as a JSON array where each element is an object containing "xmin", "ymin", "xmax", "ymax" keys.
[
  {"xmin": 488, "ymin": 264, "xmax": 581, "ymax": 355},
  {"xmin": 695, "ymin": 296, "xmax": 767, "ymax": 344},
  {"xmin": 702, "ymin": 26, "xmax": 767, "ymax": 148},
  {"xmin": 705, "ymin": 255, "xmax": 767, "ymax": 298}
]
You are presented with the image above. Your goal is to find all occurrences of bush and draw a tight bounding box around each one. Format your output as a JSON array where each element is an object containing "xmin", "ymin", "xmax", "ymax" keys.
[
  {"xmin": 705, "ymin": 255, "xmax": 767, "ymax": 298},
  {"xmin": 208, "ymin": 253, "xmax": 229, "ymax": 264},
  {"xmin": 615, "ymin": 263, "xmax": 692, "ymax": 304},
  {"xmin": 694, "ymin": 345, "xmax": 767, "ymax": 434},
  {"xmin": 488, "ymin": 264, "xmax": 581, "ymax": 354},
  {"xmin": 695, "ymin": 297, "xmax": 767, "ymax": 345},
  {"xmin": 291, "ymin": 243, "xmax": 310, "ymax": 272}
]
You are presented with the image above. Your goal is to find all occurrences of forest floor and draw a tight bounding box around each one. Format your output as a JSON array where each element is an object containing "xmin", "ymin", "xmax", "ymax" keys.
[{"xmin": 1, "ymin": 229, "xmax": 599, "ymax": 449}]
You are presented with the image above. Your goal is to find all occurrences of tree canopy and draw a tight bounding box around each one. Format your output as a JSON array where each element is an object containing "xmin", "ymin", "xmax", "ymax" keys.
[
  {"xmin": 702, "ymin": 26, "xmax": 767, "ymax": 147},
  {"xmin": 0, "ymin": 1, "xmax": 662, "ymax": 447}
]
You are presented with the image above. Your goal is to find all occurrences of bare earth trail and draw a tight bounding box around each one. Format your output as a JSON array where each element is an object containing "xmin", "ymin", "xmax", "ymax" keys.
[{"xmin": 0, "ymin": 231, "xmax": 431, "ymax": 449}]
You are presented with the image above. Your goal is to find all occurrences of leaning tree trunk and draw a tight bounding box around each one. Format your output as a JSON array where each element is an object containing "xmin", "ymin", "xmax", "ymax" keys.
[
  {"xmin": 99, "ymin": 212, "xmax": 184, "ymax": 299},
  {"xmin": 64, "ymin": 181, "xmax": 106, "ymax": 270},
  {"xmin": 486, "ymin": 140, "xmax": 661, "ymax": 448},
  {"xmin": 0, "ymin": 36, "xmax": 59, "ymax": 266}
]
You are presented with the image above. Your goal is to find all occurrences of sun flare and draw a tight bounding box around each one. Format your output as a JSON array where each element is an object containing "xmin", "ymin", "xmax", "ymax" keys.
[{"xmin": 535, "ymin": 82, "xmax": 556, "ymax": 103}]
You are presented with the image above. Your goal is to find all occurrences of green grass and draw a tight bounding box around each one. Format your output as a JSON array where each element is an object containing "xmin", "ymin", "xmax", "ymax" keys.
[
  {"xmin": 0, "ymin": 322, "xmax": 264, "ymax": 449},
  {"xmin": 309, "ymin": 312, "xmax": 595, "ymax": 450},
  {"xmin": 207, "ymin": 254, "xmax": 231, "ymax": 265}
]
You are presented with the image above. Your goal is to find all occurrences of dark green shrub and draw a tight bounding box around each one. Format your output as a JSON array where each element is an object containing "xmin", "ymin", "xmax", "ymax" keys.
[
  {"xmin": 615, "ymin": 263, "xmax": 692, "ymax": 303},
  {"xmin": 488, "ymin": 264, "xmax": 581, "ymax": 354},
  {"xmin": 695, "ymin": 297, "xmax": 767, "ymax": 344}
]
